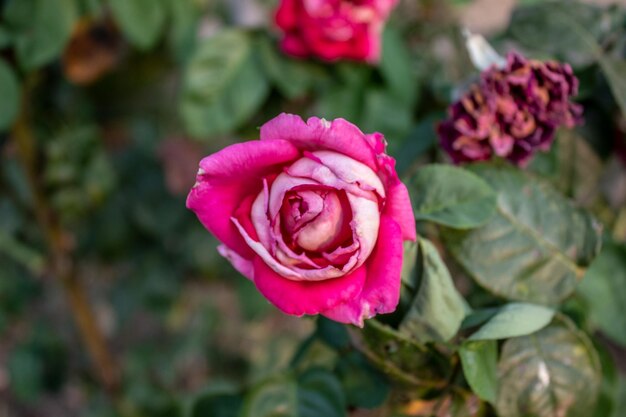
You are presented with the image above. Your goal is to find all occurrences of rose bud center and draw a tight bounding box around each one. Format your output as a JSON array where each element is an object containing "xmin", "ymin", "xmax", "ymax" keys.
[{"xmin": 281, "ymin": 188, "xmax": 350, "ymax": 252}]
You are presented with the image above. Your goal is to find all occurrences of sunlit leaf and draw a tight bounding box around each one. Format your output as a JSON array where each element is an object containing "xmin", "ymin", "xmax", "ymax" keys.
[
  {"xmin": 409, "ymin": 164, "xmax": 497, "ymax": 229},
  {"xmin": 468, "ymin": 303, "xmax": 555, "ymax": 341},
  {"xmin": 496, "ymin": 316, "xmax": 601, "ymax": 417}
]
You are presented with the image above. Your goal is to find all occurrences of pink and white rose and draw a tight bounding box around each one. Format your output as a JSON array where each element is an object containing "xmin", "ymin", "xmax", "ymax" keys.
[
  {"xmin": 274, "ymin": 0, "xmax": 399, "ymax": 63},
  {"xmin": 187, "ymin": 113, "xmax": 415, "ymax": 326}
]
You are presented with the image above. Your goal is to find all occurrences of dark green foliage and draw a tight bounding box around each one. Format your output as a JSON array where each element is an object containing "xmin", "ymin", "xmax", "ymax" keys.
[{"xmin": 0, "ymin": 0, "xmax": 625, "ymax": 416}]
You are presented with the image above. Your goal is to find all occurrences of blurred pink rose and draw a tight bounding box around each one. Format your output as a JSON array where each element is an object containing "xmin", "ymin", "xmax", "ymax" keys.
[
  {"xmin": 274, "ymin": 0, "xmax": 398, "ymax": 63},
  {"xmin": 187, "ymin": 113, "xmax": 415, "ymax": 326}
]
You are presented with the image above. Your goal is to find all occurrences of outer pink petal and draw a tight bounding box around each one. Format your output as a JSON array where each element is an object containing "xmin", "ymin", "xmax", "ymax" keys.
[
  {"xmin": 187, "ymin": 140, "xmax": 300, "ymax": 259},
  {"xmin": 252, "ymin": 257, "xmax": 367, "ymax": 316},
  {"xmin": 321, "ymin": 215, "xmax": 403, "ymax": 326},
  {"xmin": 384, "ymin": 181, "xmax": 416, "ymax": 241},
  {"xmin": 259, "ymin": 113, "xmax": 379, "ymax": 172},
  {"xmin": 377, "ymin": 155, "xmax": 416, "ymax": 241},
  {"xmin": 275, "ymin": 0, "xmax": 299, "ymax": 30}
]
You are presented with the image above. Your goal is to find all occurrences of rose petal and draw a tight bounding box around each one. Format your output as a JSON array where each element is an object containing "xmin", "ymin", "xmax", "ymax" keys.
[
  {"xmin": 252, "ymin": 256, "xmax": 367, "ymax": 316},
  {"xmin": 346, "ymin": 192, "xmax": 380, "ymax": 267},
  {"xmin": 187, "ymin": 140, "xmax": 300, "ymax": 259},
  {"xmin": 376, "ymin": 155, "xmax": 416, "ymax": 241},
  {"xmin": 309, "ymin": 150, "xmax": 386, "ymax": 198},
  {"xmin": 260, "ymin": 114, "xmax": 380, "ymax": 172},
  {"xmin": 234, "ymin": 216, "xmax": 360, "ymax": 281},
  {"xmin": 275, "ymin": 0, "xmax": 299, "ymax": 29},
  {"xmin": 321, "ymin": 215, "xmax": 403, "ymax": 327}
]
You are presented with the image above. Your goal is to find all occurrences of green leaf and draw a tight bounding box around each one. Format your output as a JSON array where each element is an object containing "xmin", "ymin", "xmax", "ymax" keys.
[
  {"xmin": 109, "ymin": 0, "xmax": 166, "ymax": 50},
  {"xmin": 593, "ymin": 343, "xmax": 618, "ymax": 417},
  {"xmin": 553, "ymin": 130, "xmax": 604, "ymax": 205},
  {"xmin": 0, "ymin": 58, "xmax": 20, "ymax": 131},
  {"xmin": 316, "ymin": 86, "xmax": 363, "ymax": 124},
  {"xmin": 408, "ymin": 164, "xmax": 497, "ymax": 229},
  {"xmin": 0, "ymin": 231, "xmax": 44, "ymax": 274},
  {"xmin": 468, "ymin": 303, "xmax": 555, "ymax": 341},
  {"xmin": 496, "ymin": 316, "xmax": 601, "ymax": 417},
  {"xmin": 297, "ymin": 369, "xmax": 346, "ymax": 417},
  {"xmin": 600, "ymin": 56, "xmax": 626, "ymax": 118},
  {"xmin": 166, "ymin": 0, "xmax": 200, "ymax": 61},
  {"xmin": 290, "ymin": 338, "xmax": 338, "ymax": 372},
  {"xmin": 361, "ymin": 88, "xmax": 412, "ymax": 143},
  {"xmin": 392, "ymin": 114, "xmax": 441, "ymax": 175},
  {"xmin": 8, "ymin": 348, "xmax": 43, "ymax": 402},
  {"xmin": 460, "ymin": 307, "xmax": 499, "ymax": 330},
  {"xmin": 258, "ymin": 35, "xmax": 318, "ymax": 99},
  {"xmin": 190, "ymin": 388, "xmax": 242, "ymax": 417},
  {"xmin": 443, "ymin": 164, "xmax": 602, "ymax": 304},
  {"xmin": 399, "ymin": 237, "xmax": 467, "ymax": 343},
  {"xmin": 507, "ymin": 1, "xmax": 603, "ymax": 63},
  {"xmin": 336, "ymin": 352, "xmax": 389, "ymax": 409},
  {"xmin": 180, "ymin": 30, "xmax": 270, "ymax": 139},
  {"xmin": 4, "ymin": 0, "xmax": 77, "ymax": 69},
  {"xmin": 240, "ymin": 371, "xmax": 346, "ymax": 417},
  {"xmin": 316, "ymin": 317, "xmax": 350, "ymax": 351},
  {"xmin": 0, "ymin": 26, "xmax": 12, "ymax": 48},
  {"xmin": 380, "ymin": 26, "xmax": 417, "ymax": 106},
  {"xmin": 398, "ymin": 240, "xmax": 420, "ymax": 310},
  {"xmin": 459, "ymin": 340, "xmax": 498, "ymax": 404},
  {"xmin": 611, "ymin": 375, "xmax": 626, "ymax": 417},
  {"xmin": 578, "ymin": 242, "xmax": 626, "ymax": 346},
  {"xmin": 240, "ymin": 375, "xmax": 297, "ymax": 417}
]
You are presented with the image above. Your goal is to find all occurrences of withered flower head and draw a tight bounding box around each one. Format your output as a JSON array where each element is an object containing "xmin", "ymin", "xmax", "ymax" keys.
[{"xmin": 438, "ymin": 52, "xmax": 583, "ymax": 166}]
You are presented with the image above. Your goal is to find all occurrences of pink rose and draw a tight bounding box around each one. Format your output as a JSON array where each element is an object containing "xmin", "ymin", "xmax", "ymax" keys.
[
  {"xmin": 274, "ymin": 0, "xmax": 399, "ymax": 63},
  {"xmin": 187, "ymin": 114, "xmax": 415, "ymax": 326}
]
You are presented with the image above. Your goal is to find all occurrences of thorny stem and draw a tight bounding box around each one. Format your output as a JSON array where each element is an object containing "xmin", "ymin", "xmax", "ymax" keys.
[{"xmin": 11, "ymin": 75, "xmax": 121, "ymax": 397}]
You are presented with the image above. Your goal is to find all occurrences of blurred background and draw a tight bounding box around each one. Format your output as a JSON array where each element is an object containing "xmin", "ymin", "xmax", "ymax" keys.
[{"xmin": 1, "ymin": 0, "xmax": 626, "ymax": 416}]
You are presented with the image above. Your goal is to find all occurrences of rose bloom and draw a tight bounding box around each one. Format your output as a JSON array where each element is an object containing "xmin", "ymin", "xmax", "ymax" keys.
[
  {"xmin": 275, "ymin": 0, "xmax": 398, "ymax": 63},
  {"xmin": 438, "ymin": 52, "xmax": 583, "ymax": 166},
  {"xmin": 187, "ymin": 114, "xmax": 415, "ymax": 326}
]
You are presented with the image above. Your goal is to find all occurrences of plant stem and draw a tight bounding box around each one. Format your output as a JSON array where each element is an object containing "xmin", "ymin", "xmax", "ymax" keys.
[{"xmin": 11, "ymin": 76, "xmax": 121, "ymax": 396}]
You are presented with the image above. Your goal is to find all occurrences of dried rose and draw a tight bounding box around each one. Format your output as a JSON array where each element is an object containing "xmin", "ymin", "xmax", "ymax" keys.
[{"xmin": 439, "ymin": 52, "xmax": 583, "ymax": 166}]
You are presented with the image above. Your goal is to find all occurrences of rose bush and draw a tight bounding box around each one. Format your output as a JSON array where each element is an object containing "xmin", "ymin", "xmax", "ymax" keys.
[
  {"xmin": 187, "ymin": 113, "xmax": 415, "ymax": 326},
  {"xmin": 274, "ymin": 0, "xmax": 398, "ymax": 63}
]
